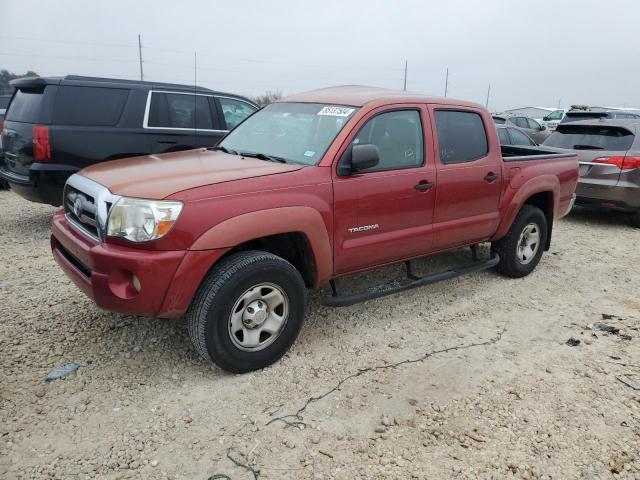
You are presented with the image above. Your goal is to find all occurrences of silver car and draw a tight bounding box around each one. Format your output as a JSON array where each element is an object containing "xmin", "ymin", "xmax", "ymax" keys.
[{"xmin": 543, "ymin": 120, "xmax": 640, "ymax": 227}]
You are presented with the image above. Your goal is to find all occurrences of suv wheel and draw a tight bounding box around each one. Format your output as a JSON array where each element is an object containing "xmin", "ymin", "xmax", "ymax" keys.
[
  {"xmin": 187, "ymin": 250, "xmax": 307, "ymax": 373},
  {"xmin": 492, "ymin": 205, "xmax": 548, "ymax": 278}
]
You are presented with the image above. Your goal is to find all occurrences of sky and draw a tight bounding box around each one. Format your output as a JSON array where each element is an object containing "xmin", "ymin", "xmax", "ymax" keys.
[{"xmin": 1, "ymin": 0, "xmax": 638, "ymax": 111}]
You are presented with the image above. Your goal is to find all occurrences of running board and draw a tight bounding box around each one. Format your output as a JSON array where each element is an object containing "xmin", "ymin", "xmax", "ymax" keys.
[{"xmin": 321, "ymin": 253, "xmax": 500, "ymax": 307}]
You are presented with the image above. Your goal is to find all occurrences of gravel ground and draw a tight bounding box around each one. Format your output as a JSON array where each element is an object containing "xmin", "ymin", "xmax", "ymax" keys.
[{"xmin": 1, "ymin": 189, "xmax": 639, "ymax": 480}]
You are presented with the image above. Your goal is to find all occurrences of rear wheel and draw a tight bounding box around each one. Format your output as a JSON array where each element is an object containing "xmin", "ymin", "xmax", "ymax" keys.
[
  {"xmin": 187, "ymin": 250, "xmax": 307, "ymax": 373},
  {"xmin": 629, "ymin": 211, "xmax": 640, "ymax": 228},
  {"xmin": 492, "ymin": 205, "xmax": 548, "ymax": 278}
]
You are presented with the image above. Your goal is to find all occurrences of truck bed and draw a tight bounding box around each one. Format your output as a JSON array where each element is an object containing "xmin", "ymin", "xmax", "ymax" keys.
[{"xmin": 501, "ymin": 145, "xmax": 576, "ymax": 162}]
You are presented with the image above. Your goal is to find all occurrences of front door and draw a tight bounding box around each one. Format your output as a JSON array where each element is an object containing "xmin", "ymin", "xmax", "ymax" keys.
[
  {"xmin": 430, "ymin": 108, "xmax": 503, "ymax": 249},
  {"xmin": 333, "ymin": 105, "xmax": 437, "ymax": 274}
]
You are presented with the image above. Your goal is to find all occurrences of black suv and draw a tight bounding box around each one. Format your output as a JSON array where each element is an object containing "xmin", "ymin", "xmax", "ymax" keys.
[{"xmin": 0, "ymin": 76, "xmax": 258, "ymax": 206}]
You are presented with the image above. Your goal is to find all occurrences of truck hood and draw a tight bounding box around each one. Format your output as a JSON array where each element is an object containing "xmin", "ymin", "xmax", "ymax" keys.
[{"xmin": 80, "ymin": 149, "xmax": 304, "ymax": 199}]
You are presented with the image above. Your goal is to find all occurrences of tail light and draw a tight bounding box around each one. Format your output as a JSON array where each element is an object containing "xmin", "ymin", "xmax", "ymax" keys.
[
  {"xmin": 33, "ymin": 124, "xmax": 51, "ymax": 162},
  {"xmin": 592, "ymin": 156, "xmax": 640, "ymax": 170}
]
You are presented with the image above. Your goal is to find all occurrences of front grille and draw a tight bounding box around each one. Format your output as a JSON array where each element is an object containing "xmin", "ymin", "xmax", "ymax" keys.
[
  {"xmin": 64, "ymin": 185, "xmax": 99, "ymax": 239},
  {"xmin": 62, "ymin": 174, "xmax": 120, "ymax": 242}
]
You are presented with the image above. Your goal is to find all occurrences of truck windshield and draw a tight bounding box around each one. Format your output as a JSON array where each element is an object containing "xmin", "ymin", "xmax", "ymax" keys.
[{"xmin": 219, "ymin": 102, "xmax": 358, "ymax": 165}]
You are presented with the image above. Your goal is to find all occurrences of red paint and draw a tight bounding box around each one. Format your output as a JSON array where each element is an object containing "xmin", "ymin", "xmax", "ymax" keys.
[{"xmin": 51, "ymin": 89, "xmax": 579, "ymax": 319}]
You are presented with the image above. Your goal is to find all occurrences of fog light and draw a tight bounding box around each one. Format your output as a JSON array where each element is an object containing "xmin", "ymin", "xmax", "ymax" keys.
[{"xmin": 132, "ymin": 275, "xmax": 142, "ymax": 293}]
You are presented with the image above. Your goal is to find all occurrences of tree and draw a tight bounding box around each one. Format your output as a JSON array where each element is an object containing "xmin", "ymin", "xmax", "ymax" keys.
[
  {"xmin": 0, "ymin": 69, "xmax": 39, "ymax": 94},
  {"xmin": 251, "ymin": 90, "xmax": 282, "ymax": 106}
]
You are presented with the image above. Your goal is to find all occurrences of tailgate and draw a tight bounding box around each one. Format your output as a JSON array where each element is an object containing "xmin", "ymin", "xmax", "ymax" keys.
[
  {"xmin": 545, "ymin": 124, "xmax": 635, "ymax": 187},
  {"xmin": 2, "ymin": 85, "xmax": 53, "ymax": 177}
]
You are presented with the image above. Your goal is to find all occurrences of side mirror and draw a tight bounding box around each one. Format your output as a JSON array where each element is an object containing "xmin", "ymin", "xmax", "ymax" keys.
[
  {"xmin": 351, "ymin": 144, "xmax": 380, "ymax": 172},
  {"xmin": 543, "ymin": 115, "xmax": 550, "ymax": 121},
  {"xmin": 539, "ymin": 124, "xmax": 546, "ymax": 131}
]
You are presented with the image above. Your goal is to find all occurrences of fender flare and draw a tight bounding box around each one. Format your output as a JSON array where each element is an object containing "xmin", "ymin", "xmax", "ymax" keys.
[
  {"xmin": 189, "ymin": 206, "xmax": 333, "ymax": 286},
  {"xmin": 493, "ymin": 174, "xmax": 560, "ymax": 241}
]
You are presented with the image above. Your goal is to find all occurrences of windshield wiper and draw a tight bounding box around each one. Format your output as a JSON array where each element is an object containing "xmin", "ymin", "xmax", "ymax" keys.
[
  {"xmin": 209, "ymin": 145, "xmax": 239, "ymax": 155},
  {"xmin": 239, "ymin": 151, "xmax": 288, "ymax": 163},
  {"xmin": 573, "ymin": 144, "xmax": 604, "ymax": 150}
]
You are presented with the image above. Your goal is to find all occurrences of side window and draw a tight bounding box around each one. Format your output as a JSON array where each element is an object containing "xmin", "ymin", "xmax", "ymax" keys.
[
  {"xmin": 147, "ymin": 92, "xmax": 214, "ymax": 129},
  {"xmin": 508, "ymin": 128, "xmax": 535, "ymax": 146},
  {"xmin": 497, "ymin": 128, "xmax": 511, "ymax": 145},
  {"xmin": 351, "ymin": 109, "xmax": 424, "ymax": 172},
  {"xmin": 53, "ymin": 86, "xmax": 128, "ymax": 126},
  {"xmin": 219, "ymin": 97, "xmax": 257, "ymax": 129},
  {"xmin": 527, "ymin": 118, "xmax": 541, "ymax": 130},
  {"xmin": 512, "ymin": 117, "xmax": 528, "ymax": 129},
  {"xmin": 435, "ymin": 110, "xmax": 488, "ymax": 164}
]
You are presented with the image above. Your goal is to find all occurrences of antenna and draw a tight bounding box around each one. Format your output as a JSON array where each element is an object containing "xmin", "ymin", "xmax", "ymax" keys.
[
  {"xmin": 137, "ymin": 34, "xmax": 144, "ymax": 81},
  {"xmin": 444, "ymin": 68, "xmax": 449, "ymax": 97},
  {"xmin": 194, "ymin": 52, "xmax": 197, "ymax": 139},
  {"xmin": 485, "ymin": 84, "xmax": 491, "ymax": 109},
  {"xmin": 403, "ymin": 60, "xmax": 407, "ymax": 91}
]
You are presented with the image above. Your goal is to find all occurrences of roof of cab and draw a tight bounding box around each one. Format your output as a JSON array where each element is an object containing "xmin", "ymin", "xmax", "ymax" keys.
[{"xmin": 279, "ymin": 85, "xmax": 484, "ymax": 110}]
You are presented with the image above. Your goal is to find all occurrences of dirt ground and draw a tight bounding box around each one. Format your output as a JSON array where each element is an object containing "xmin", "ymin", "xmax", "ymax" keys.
[{"xmin": 1, "ymin": 189, "xmax": 639, "ymax": 480}]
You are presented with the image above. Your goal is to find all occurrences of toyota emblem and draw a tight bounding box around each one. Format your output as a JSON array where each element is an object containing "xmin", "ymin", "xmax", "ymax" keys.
[{"xmin": 73, "ymin": 197, "xmax": 83, "ymax": 218}]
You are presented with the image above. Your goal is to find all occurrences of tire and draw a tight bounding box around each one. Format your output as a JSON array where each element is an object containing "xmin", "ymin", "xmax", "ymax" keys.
[
  {"xmin": 492, "ymin": 205, "xmax": 548, "ymax": 279},
  {"xmin": 187, "ymin": 250, "xmax": 307, "ymax": 373},
  {"xmin": 629, "ymin": 211, "xmax": 640, "ymax": 228}
]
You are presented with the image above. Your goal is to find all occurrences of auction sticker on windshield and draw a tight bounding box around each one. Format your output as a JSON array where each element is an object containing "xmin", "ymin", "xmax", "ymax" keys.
[{"xmin": 318, "ymin": 106, "xmax": 355, "ymax": 117}]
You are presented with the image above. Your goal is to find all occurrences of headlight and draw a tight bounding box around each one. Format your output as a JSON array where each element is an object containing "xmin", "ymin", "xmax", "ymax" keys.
[{"xmin": 107, "ymin": 197, "xmax": 183, "ymax": 242}]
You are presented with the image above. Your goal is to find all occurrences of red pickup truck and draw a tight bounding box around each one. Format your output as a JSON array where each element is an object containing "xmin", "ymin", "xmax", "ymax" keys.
[{"xmin": 51, "ymin": 86, "xmax": 578, "ymax": 372}]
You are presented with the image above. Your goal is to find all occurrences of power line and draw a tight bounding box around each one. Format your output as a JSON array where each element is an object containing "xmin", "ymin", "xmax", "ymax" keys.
[
  {"xmin": 0, "ymin": 52, "xmax": 137, "ymax": 63},
  {"xmin": 0, "ymin": 36, "xmax": 136, "ymax": 48}
]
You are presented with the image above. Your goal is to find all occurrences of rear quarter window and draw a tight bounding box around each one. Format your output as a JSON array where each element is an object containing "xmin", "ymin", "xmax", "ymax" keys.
[
  {"xmin": 5, "ymin": 89, "xmax": 46, "ymax": 123},
  {"xmin": 435, "ymin": 110, "xmax": 488, "ymax": 164},
  {"xmin": 544, "ymin": 125, "xmax": 634, "ymax": 151},
  {"xmin": 53, "ymin": 86, "xmax": 128, "ymax": 126}
]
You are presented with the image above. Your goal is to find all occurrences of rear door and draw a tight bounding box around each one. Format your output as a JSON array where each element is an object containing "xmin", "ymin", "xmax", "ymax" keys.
[
  {"xmin": 544, "ymin": 124, "xmax": 635, "ymax": 187},
  {"xmin": 2, "ymin": 84, "xmax": 55, "ymax": 180},
  {"xmin": 145, "ymin": 91, "xmax": 226, "ymax": 152},
  {"xmin": 430, "ymin": 107, "xmax": 503, "ymax": 248}
]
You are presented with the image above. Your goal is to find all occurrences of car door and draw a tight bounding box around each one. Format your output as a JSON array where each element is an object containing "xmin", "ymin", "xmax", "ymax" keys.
[
  {"xmin": 332, "ymin": 105, "xmax": 437, "ymax": 274},
  {"xmin": 526, "ymin": 117, "xmax": 548, "ymax": 144},
  {"xmin": 145, "ymin": 91, "xmax": 197, "ymax": 153},
  {"xmin": 430, "ymin": 107, "xmax": 503, "ymax": 249}
]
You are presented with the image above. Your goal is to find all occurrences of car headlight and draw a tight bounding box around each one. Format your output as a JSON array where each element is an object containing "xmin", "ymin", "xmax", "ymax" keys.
[{"xmin": 107, "ymin": 197, "xmax": 183, "ymax": 242}]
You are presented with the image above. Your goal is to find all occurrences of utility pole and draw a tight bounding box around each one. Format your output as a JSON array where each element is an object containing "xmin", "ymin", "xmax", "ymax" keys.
[
  {"xmin": 444, "ymin": 68, "xmax": 449, "ymax": 97},
  {"xmin": 137, "ymin": 34, "xmax": 144, "ymax": 81},
  {"xmin": 403, "ymin": 61, "xmax": 407, "ymax": 91},
  {"xmin": 485, "ymin": 84, "xmax": 491, "ymax": 109}
]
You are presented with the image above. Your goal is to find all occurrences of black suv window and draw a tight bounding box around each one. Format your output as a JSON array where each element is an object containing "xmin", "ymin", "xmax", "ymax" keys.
[
  {"xmin": 53, "ymin": 86, "xmax": 128, "ymax": 126},
  {"xmin": 219, "ymin": 97, "xmax": 257, "ymax": 129},
  {"xmin": 435, "ymin": 110, "xmax": 488, "ymax": 164},
  {"xmin": 545, "ymin": 125, "xmax": 634, "ymax": 151},
  {"xmin": 5, "ymin": 89, "xmax": 46, "ymax": 123},
  {"xmin": 148, "ymin": 92, "xmax": 214, "ymax": 130},
  {"xmin": 351, "ymin": 109, "xmax": 424, "ymax": 172}
]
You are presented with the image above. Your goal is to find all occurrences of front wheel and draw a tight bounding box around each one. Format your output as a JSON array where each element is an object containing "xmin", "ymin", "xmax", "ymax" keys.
[
  {"xmin": 187, "ymin": 251, "xmax": 307, "ymax": 373},
  {"xmin": 492, "ymin": 205, "xmax": 548, "ymax": 278},
  {"xmin": 629, "ymin": 211, "xmax": 640, "ymax": 228}
]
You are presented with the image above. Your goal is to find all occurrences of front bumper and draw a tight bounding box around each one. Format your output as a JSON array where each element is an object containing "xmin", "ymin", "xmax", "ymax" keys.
[
  {"xmin": 51, "ymin": 210, "xmax": 228, "ymax": 318},
  {"xmin": 576, "ymin": 182, "xmax": 640, "ymax": 212}
]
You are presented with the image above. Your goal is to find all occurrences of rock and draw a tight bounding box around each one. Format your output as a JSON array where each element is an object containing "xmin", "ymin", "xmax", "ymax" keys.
[
  {"xmin": 150, "ymin": 459, "xmax": 159, "ymax": 467},
  {"xmin": 34, "ymin": 386, "xmax": 46, "ymax": 398},
  {"xmin": 565, "ymin": 338, "xmax": 581, "ymax": 347},
  {"xmin": 374, "ymin": 426, "xmax": 387, "ymax": 434}
]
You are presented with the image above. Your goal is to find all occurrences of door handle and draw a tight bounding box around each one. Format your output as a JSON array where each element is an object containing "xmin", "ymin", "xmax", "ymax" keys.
[
  {"xmin": 414, "ymin": 181, "xmax": 434, "ymax": 191},
  {"xmin": 484, "ymin": 172, "xmax": 498, "ymax": 183}
]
